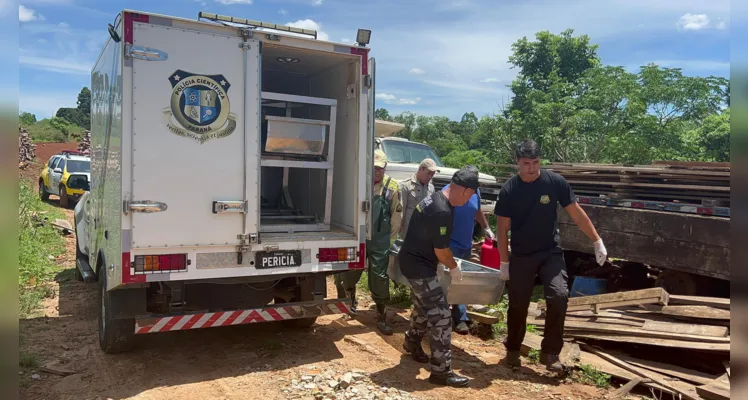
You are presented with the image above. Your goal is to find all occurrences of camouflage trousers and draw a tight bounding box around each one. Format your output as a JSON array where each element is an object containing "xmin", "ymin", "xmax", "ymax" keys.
[{"xmin": 405, "ymin": 275, "xmax": 452, "ymax": 375}]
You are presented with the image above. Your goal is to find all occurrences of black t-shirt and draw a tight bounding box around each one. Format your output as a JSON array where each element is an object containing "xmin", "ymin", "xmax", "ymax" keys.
[
  {"xmin": 399, "ymin": 191, "xmax": 454, "ymax": 279},
  {"xmin": 493, "ymin": 170, "xmax": 576, "ymax": 256}
]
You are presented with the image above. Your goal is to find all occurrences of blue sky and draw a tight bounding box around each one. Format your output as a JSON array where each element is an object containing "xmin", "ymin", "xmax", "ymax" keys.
[{"xmin": 16, "ymin": 0, "xmax": 731, "ymax": 121}]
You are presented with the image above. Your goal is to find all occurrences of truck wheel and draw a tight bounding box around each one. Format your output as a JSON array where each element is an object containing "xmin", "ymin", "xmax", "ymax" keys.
[
  {"xmin": 74, "ymin": 235, "xmax": 84, "ymax": 282},
  {"xmin": 59, "ymin": 185, "xmax": 70, "ymax": 209},
  {"xmin": 274, "ymin": 297, "xmax": 317, "ymax": 329},
  {"xmin": 39, "ymin": 180, "xmax": 49, "ymax": 201},
  {"xmin": 98, "ymin": 267, "xmax": 137, "ymax": 353}
]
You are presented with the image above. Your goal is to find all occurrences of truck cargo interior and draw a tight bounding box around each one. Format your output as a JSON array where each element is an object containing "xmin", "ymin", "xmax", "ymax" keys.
[{"xmin": 259, "ymin": 43, "xmax": 361, "ymax": 240}]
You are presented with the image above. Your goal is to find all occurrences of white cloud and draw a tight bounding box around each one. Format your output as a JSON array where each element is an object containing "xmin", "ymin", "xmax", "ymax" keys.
[
  {"xmin": 19, "ymin": 5, "xmax": 44, "ymax": 22},
  {"xmin": 480, "ymin": 78, "xmax": 499, "ymax": 83},
  {"xmin": 376, "ymin": 93, "xmax": 422, "ymax": 105},
  {"xmin": 312, "ymin": 0, "xmax": 324, "ymax": 5},
  {"xmin": 715, "ymin": 19, "xmax": 728, "ymax": 30},
  {"xmin": 215, "ymin": 0, "xmax": 252, "ymax": 4},
  {"xmin": 20, "ymin": 55, "xmax": 92, "ymax": 75},
  {"xmin": 279, "ymin": 9, "xmax": 288, "ymax": 15},
  {"xmin": 286, "ymin": 19, "xmax": 329, "ymax": 41},
  {"xmin": 409, "ymin": 67, "xmax": 425, "ymax": 75},
  {"xmin": 677, "ymin": 13, "xmax": 710, "ymax": 31}
]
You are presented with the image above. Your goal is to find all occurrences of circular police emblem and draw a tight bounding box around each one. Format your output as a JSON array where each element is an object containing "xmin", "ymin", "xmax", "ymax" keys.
[
  {"xmin": 162, "ymin": 69, "xmax": 237, "ymax": 144},
  {"xmin": 540, "ymin": 195, "xmax": 550, "ymax": 204}
]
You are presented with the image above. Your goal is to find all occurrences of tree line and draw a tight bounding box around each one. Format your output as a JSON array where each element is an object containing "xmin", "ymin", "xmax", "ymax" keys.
[
  {"xmin": 376, "ymin": 29, "xmax": 730, "ymax": 175},
  {"xmin": 19, "ymin": 87, "xmax": 90, "ymax": 142}
]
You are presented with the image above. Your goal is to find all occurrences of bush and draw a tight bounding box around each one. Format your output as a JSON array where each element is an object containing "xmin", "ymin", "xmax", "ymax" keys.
[
  {"xmin": 25, "ymin": 117, "xmax": 84, "ymax": 143},
  {"xmin": 18, "ymin": 180, "xmax": 65, "ymax": 316}
]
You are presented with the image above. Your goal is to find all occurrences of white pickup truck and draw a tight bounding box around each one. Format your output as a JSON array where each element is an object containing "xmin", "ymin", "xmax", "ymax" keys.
[
  {"xmin": 74, "ymin": 9, "xmax": 378, "ymax": 353},
  {"xmin": 373, "ymin": 133, "xmax": 501, "ymax": 213}
]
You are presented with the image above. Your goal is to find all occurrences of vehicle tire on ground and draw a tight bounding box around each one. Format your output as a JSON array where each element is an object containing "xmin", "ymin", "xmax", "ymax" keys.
[
  {"xmin": 59, "ymin": 185, "xmax": 70, "ymax": 209},
  {"xmin": 98, "ymin": 264, "xmax": 137, "ymax": 354},
  {"xmin": 74, "ymin": 234, "xmax": 84, "ymax": 282},
  {"xmin": 39, "ymin": 180, "xmax": 49, "ymax": 201},
  {"xmin": 273, "ymin": 296, "xmax": 318, "ymax": 329}
]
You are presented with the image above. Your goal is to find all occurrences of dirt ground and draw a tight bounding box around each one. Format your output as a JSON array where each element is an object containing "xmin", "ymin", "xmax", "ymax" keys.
[{"xmin": 18, "ymin": 181, "xmax": 613, "ymax": 400}]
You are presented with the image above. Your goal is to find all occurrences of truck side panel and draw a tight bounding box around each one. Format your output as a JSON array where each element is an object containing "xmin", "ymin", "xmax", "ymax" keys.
[{"xmin": 90, "ymin": 18, "xmax": 125, "ymax": 289}]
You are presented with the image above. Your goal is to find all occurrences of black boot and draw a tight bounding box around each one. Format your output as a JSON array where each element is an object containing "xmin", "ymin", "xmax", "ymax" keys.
[
  {"xmin": 402, "ymin": 331, "xmax": 429, "ymax": 363},
  {"xmin": 540, "ymin": 352, "xmax": 564, "ymax": 373},
  {"xmin": 376, "ymin": 303, "xmax": 393, "ymax": 335},
  {"xmin": 505, "ymin": 350, "xmax": 521, "ymax": 368},
  {"xmin": 428, "ymin": 371, "xmax": 470, "ymax": 388},
  {"xmin": 346, "ymin": 289, "xmax": 358, "ymax": 318}
]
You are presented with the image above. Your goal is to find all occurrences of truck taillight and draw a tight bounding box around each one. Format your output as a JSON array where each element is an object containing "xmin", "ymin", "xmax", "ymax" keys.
[
  {"xmin": 134, "ymin": 254, "xmax": 188, "ymax": 272},
  {"xmin": 318, "ymin": 247, "xmax": 358, "ymax": 263}
]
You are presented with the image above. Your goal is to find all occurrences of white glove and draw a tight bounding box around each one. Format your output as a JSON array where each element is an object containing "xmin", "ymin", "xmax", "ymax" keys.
[
  {"xmin": 594, "ymin": 239, "xmax": 607, "ymax": 266},
  {"xmin": 484, "ymin": 227, "xmax": 495, "ymax": 241},
  {"xmin": 499, "ymin": 261, "xmax": 510, "ymax": 281},
  {"xmin": 450, "ymin": 259, "xmax": 463, "ymax": 282}
]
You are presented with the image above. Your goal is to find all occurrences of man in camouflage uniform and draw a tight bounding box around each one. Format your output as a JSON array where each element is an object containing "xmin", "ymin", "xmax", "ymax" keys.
[
  {"xmin": 335, "ymin": 149, "xmax": 402, "ymax": 335},
  {"xmin": 398, "ymin": 167, "xmax": 479, "ymax": 388},
  {"xmin": 399, "ymin": 158, "xmax": 437, "ymax": 240}
]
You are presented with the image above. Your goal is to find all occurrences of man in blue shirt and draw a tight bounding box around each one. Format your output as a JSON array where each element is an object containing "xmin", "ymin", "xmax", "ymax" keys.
[{"xmin": 443, "ymin": 165, "xmax": 494, "ymax": 334}]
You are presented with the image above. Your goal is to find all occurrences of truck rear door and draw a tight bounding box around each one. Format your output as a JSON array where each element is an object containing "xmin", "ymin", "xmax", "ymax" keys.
[
  {"xmin": 128, "ymin": 22, "xmax": 260, "ymax": 249},
  {"xmin": 366, "ymin": 57, "xmax": 376, "ymax": 241}
]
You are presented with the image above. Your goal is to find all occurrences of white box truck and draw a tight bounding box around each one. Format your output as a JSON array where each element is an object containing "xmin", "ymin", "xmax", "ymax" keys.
[{"xmin": 74, "ymin": 10, "xmax": 377, "ymax": 353}]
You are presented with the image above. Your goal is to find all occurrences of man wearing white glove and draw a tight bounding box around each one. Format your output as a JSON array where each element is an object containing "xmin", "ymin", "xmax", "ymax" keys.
[
  {"xmin": 398, "ymin": 167, "xmax": 478, "ymax": 388},
  {"xmin": 443, "ymin": 165, "xmax": 494, "ymax": 335},
  {"xmin": 495, "ymin": 140, "xmax": 606, "ymax": 374}
]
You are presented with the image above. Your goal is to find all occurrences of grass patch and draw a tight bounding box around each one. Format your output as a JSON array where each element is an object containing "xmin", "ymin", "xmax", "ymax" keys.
[
  {"xmin": 570, "ymin": 364, "xmax": 611, "ymax": 389},
  {"xmin": 527, "ymin": 349, "xmax": 540, "ymax": 364},
  {"xmin": 19, "ymin": 352, "xmax": 40, "ymax": 369},
  {"xmin": 357, "ymin": 272, "xmax": 413, "ymax": 309},
  {"xmin": 19, "ymin": 179, "xmax": 67, "ymax": 317}
]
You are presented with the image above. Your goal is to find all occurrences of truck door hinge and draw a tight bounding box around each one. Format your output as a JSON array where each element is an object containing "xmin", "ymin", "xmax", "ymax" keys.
[
  {"xmin": 239, "ymin": 28, "xmax": 254, "ymax": 49},
  {"xmin": 212, "ymin": 200, "xmax": 248, "ymax": 214},
  {"xmin": 123, "ymin": 200, "xmax": 168, "ymax": 215},
  {"xmin": 362, "ymin": 200, "xmax": 370, "ymax": 213},
  {"xmin": 363, "ymin": 74, "xmax": 373, "ymax": 88},
  {"xmin": 125, "ymin": 44, "xmax": 168, "ymax": 61}
]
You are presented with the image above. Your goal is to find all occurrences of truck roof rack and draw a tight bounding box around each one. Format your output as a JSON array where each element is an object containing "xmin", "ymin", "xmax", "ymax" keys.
[{"xmin": 197, "ymin": 12, "xmax": 318, "ymax": 40}]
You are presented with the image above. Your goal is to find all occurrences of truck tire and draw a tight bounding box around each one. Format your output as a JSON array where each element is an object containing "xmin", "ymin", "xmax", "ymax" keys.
[
  {"xmin": 98, "ymin": 268, "xmax": 137, "ymax": 353},
  {"xmin": 39, "ymin": 180, "xmax": 49, "ymax": 201},
  {"xmin": 274, "ymin": 297, "xmax": 317, "ymax": 329},
  {"xmin": 59, "ymin": 185, "xmax": 70, "ymax": 209}
]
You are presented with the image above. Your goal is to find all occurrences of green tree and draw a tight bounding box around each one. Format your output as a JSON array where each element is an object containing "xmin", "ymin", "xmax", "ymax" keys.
[
  {"xmin": 375, "ymin": 108, "xmax": 392, "ymax": 121},
  {"xmin": 19, "ymin": 112, "xmax": 37, "ymax": 126}
]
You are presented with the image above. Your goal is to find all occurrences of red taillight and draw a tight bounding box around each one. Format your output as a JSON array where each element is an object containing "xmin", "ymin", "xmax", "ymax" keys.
[
  {"xmin": 134, "ymin": 254, "xmax": 188, "ymax": 273},
  {"xmin": 317, "ymin": 247, "xmax": 358, "ymax": 263}
]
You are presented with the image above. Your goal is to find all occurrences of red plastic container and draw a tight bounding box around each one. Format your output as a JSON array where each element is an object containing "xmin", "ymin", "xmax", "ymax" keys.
[{"xmin": 480, "ymin": 238, "xmax": 501, "ymax": 270}]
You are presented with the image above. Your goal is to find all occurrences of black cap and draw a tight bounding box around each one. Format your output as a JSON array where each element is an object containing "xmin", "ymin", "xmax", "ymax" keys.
[{"xmin": 451, "ymin": 166, "xmax": 479, "ymax": 191}]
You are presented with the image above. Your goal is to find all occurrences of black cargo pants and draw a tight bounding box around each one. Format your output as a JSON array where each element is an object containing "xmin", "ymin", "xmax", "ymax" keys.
[{"xmin": 505, "ymin": 247, "xmax": 569, "ymax": 356}]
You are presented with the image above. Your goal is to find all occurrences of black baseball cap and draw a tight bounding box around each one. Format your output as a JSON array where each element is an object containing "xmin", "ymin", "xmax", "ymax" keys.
[{"xmin": 451, "ymin": 166, "xmax": 479, "ymax": 191}]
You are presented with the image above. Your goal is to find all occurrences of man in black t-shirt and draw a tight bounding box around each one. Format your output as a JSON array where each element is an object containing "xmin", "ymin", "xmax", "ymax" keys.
[
  {"xmin": 398, "ymin": 167, "xmax": 478, "ymax": 388},
  {"xmin": 495, "ymin": 140, "xmax": 608, "ymax": 373}
]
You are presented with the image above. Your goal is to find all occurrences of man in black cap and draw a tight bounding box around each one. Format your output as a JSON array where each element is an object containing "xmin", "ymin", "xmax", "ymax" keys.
[
  {"xmin": 495, "ymin": 139, "xmax": 607, "ymax": 373},
  {"xmin": 398, "ymin": 166, "xmax": 479, "ymax": 388}
]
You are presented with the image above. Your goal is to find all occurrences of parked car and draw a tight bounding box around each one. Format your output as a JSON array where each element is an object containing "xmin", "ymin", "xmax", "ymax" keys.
[{"xmin": 39, "ymin": 150, "xmax": 91, "ymax": 208}]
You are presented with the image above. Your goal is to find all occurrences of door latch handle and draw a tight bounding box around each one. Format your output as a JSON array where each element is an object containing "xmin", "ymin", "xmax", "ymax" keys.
[{"xmin": 123, "ymin": 200, "xmax": 168, "ymax": 214}]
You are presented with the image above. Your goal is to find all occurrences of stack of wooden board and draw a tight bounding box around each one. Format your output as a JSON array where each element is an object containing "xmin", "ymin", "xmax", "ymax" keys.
[
  {"xmin": 529, "ymin": 288, "xmax": 731, "ymax": 399},
  {"xmin": 491, "ymin": 162, "xmax": 730, "ymax": 207}
]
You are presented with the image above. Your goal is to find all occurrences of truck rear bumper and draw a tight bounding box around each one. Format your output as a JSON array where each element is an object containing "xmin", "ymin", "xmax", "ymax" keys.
[{"xmin": 133, "ymin": 298, "xmax": 351, "ymax": 334}]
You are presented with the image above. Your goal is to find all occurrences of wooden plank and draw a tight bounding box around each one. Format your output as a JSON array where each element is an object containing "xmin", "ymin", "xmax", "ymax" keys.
[
  {"xmin": 724, "ymin": 361, "xmax": 730, "ymax": 378},
  {"xmin": 608, "ymin": 377, "xmax": 648, "ymax": 399},
  {"xmin": 661, "ymin": 305, "xmax": 730, "ymax": 321},
  {"xmin": 669, "ymin": 295, "xmax": 730, "ymax": 309},
  {"xmin": 529, "ymin": 316, "xmax": 644, "ymax": 328},
  {"xmin": 652, "ymin": 160, "xmax": 731, "ymax": 169},
  {"xmin": 567, "ymin": 333, "xmax": 730, "ymax": 352},
  {"xmin": 539, "ymin": 288, "xmax": 667, "ymax": 309},
  {"xmin": 566, "ymin": 298, "xmax": 666, "ymax": 313},
  {"xmin": 642, "ymin": 320, "xmax": 728, "ymax": 337},
  {"xmin": 581, "ymin": 346, "xmax": 701, "ymax": 400},
  {"xmin": 579, "ymin": 352, "xmax": 672, "ymax": 394},
  {"xmin": 564, "ymin": 179, "xmax": 730, "ymax": 192},
  {"xmin": 466, "ymin": 311, "xmax": 498, "ymax": 325},
  {"xmin": 560, "ymin": 321, "xmax": 729, "ymax": 343},
  {"xmin": 519, "ymin": 333, "xmax": 578, "ymax": 367},
  {"xmin": 622, "ymin": 356, "xmax": 720, "ymax": 386},
  {"xmin": 696, "ymin": 373, "xmax": 730, "ymax": 400}
]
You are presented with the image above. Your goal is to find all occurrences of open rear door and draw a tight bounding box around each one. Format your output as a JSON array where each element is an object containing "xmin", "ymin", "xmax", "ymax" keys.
[{"xmin": 127, "ymin": 22, "xmax": 260, "ymax": 249}]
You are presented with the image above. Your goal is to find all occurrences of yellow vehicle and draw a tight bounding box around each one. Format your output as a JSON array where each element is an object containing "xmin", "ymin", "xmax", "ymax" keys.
[{"xmin": 39, "ymin": 151, "xmax": 91, "ymax": 208}]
